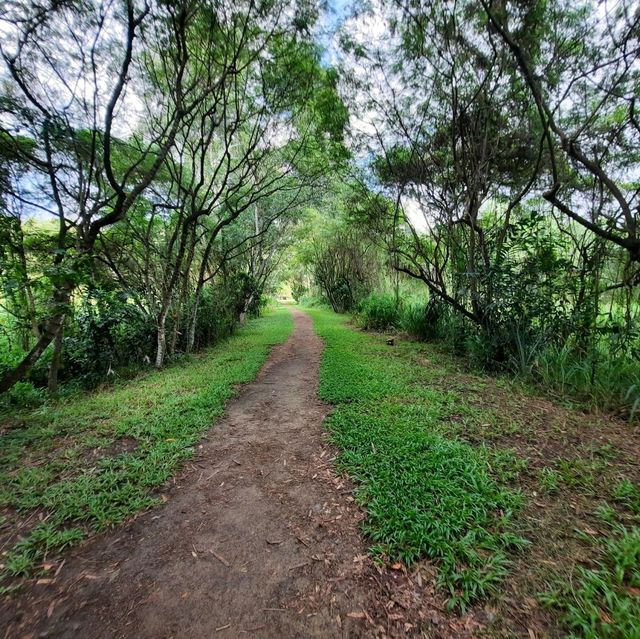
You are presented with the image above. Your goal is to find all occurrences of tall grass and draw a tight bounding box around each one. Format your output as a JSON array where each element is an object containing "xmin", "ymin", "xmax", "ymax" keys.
[
  {"xmin": 355, "ymin": 293, "xmax": 401, "ymax": 330},
  {"xmin": 537, "ymin": 344, "xmax": 639, "ymax": 415}
]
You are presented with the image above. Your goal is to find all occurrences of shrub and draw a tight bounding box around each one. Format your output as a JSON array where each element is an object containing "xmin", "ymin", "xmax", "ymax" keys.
[
  {"xmin": 400, "ymin": 298, "xmax": 450, "ymax": 341},
  {"xmin": 63, "ymin": 288, "xmax": 156, "ymax": 385},
  {"xmin": 356, "ymin": 293, "xmax": 401, "ymax": 331},
  {"xmin": 291, "ymin": 281, "xmax": 307, "ymax": 302},
  {"xmin": 0, "ymin": 380, "xmax": 45, "ymax": 411}
]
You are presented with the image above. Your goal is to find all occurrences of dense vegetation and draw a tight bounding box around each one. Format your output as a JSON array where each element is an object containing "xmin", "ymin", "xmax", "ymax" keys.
[
  {"xmin": 2, "ymin": 0, "xmax": 639, "ymax": 416},
  {"xmin": 0, "ymin": 0, "xmax": 346, "ymax": 398}
]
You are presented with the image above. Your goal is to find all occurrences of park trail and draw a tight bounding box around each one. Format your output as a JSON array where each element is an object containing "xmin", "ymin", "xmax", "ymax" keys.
[{"xmin": 3, "ymin": 309, "xmax": 386, "ymax": 638}]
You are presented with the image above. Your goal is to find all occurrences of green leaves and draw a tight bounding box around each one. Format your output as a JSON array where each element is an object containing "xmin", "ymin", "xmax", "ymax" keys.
[{"xmin": 541, "ymin": 527, "xmax": 640, "ymax": 639}]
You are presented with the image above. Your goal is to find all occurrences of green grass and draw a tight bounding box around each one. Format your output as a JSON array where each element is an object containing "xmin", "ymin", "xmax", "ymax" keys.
[
  {"xmin": 308, "ymin": 307, "xmax": 640, "ymax": 633},
  {"xmin": 306, "ymin": 308, "xmax": 528, "ymax": 610},
  {"xmin": 541, "ymin": 527, "xmax": 640, "ymax": 638},
  {"xmin": 0, "ymin": 307, "xmax": 293, "ymax": 585}
]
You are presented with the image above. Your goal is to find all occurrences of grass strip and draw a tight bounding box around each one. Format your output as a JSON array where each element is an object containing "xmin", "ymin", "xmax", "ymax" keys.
[{"xmin": 307, "ymin": 307, "xmax": 527, "ymax": 610}]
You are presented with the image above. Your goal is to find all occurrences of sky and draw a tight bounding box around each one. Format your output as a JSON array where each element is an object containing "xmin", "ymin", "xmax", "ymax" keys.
[{"xmin": 319, "ymin": 0, "xmax": 354, "ymax": 65}]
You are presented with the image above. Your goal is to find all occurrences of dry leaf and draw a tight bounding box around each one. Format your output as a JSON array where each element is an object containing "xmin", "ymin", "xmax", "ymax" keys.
[{"xmin": 599, "ymin": 610, "xmax": 613, "ymax": 624}]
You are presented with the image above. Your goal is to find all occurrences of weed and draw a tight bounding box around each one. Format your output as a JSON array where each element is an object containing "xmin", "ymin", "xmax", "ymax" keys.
[
  {"xmin": 489, "ymin": 450, "xmax": 528, "ymax": 483},
  {"xmin": 556, "ymin": 457, "xmax": 605, "ymax": 493},
  {"xmin": 5, "ymin": 524, "xmax": 84, "ymax": 576},
  {"xmin": 538, "ymin": 468, "xmax": 561, "ymax": 493},
  {"xmin": 541, "ymin": 527, "xmax": 640, "ymax": 638},
  {"xmin": 355, "ymin": 293, "xmax": 401, "ymax": 331},
  {"xmin": 595, "ymin": 503, "xmax": 618, "ymax": 525},
  {"xmin": 612, "ymin": 479, "xmax": 640, "ymax": 516}
]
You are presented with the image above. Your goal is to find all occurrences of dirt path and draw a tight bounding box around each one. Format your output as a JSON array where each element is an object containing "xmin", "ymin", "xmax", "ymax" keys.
[{"xmin": 2, "ymin": 309, "xmax": 385, "ymax": 638}]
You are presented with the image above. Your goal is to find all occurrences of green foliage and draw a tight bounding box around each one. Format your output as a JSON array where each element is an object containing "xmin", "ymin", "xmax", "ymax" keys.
[
  {"xmin": 537, "ymin": 343, "xmax": 640, "ymax": 416},
  {"xmin": 291, "ymin": 280, "xmax": 307, "ymax": 303},
  {"xmin": 0, "ymin": 309, "xmax": 293, "ymax": 582},
  {"xmin": 399, "ymin": 299, "xmax": 450, "ymax": 341},
  {"xmin": 62, "ymin": 287, "xmax": 156, "ymax": 385},
  {"xmin": 0, "ymin": 381, "xmax": 45, "ymax": 411},
  {"xmin": 612, "ymin": 479, "xmax": 640, "ymax": 516},
  {"xmin": 308, "ymin": 308, "xmax": 527, "ymax": 610},
  {"xmin": 541, "ymin": 527, "xmax": 640, "ymax": 638},
  {"xmin": 355, "ymin": 293, "xmax": 401, "ymax": 330},
  {"xmin": 5, "ymin": 523, "xmax": 84, "ymax": 576}
]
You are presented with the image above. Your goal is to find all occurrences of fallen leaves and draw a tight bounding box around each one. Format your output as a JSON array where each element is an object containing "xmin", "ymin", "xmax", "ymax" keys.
[{"xmin": 347, "ymin": 611, "xmax": 366, "ymax": 619}]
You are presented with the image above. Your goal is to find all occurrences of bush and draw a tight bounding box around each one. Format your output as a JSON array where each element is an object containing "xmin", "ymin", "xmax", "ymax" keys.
[
  {"xmin": 0, "ymin": 381, "xmax": 45, "ymax": 411},
  {"xmin": 291, "ymin": 281, "xmax": 307, "ymax": 302},
  {"xmin": 400, "ymin": 298, "xmax": 450, "ymax": 341},
  {"xmin": 63, "ymin": 288, "xmax": 156, "ymax": 385},
  {"xmin": 190, "ymin": 284, "xmax": 238, "ymax": 351},
  {"xmin": 298, "ymin": 294, "xmax": 334, "ymax": 310},
  {"xmin": 356, "ymin": 293, "xmax": 401, "ymax": 331}
]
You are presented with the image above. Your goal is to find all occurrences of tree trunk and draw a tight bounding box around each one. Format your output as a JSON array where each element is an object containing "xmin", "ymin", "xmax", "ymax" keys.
[
  {"xmin": 155, "ymin": 306, "xmax": 170, "ymax": 369},
  {"xmin": 186, "ymin": 283, "xmax": 203, "ymax": 353},
  {"xmin": 47, "ymin": 318, "xmax": 65, "ymax": 393},
  {"xmin": 0, "ymin": 284, "xmax": 71, "ymax": 394}
]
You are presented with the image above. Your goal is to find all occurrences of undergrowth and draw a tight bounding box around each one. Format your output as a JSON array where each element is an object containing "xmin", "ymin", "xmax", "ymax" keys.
[
  {"xmin": 541, "ymin": 526, "xmax": 640, "ymax": 638},
  {"xmin": 0, "ymin": 308, "xmax": 293, "ymax": 586}
]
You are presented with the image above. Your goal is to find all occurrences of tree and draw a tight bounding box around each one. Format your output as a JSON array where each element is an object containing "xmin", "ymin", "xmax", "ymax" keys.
[{"xmin": 0, "ymin": 0, "xmax": 199, "ymax": 391}]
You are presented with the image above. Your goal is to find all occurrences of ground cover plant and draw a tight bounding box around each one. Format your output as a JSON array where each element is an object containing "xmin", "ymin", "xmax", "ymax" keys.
[
  {"xmin": 308, "ymin": 307, "xmax": 640, "ymax": 635},
  {"xmin": 307, "ymin": 307, "xmax": 529, "ymax": 610},
  {"xmin": 0, "ymin": 309, "xmax": 292, "ymax": 588}
]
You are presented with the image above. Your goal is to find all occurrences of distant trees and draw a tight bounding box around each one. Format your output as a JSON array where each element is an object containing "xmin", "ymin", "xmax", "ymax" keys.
[{"xmin": 311, "ymin": 226, "xmax": 379, "ymax": 312}]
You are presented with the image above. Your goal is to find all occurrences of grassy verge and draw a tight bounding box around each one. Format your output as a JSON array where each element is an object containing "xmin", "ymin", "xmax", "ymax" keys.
[
  {"xmin": 0, "ymin": 307, "xmax": 293, "ymax": 588},
  {"xmin": 306, "ymin": 307, "xmax": 528, "ymax": 610},
  {"xmin": 307, "ymin": 307, "xmax": 640, "ymax": 635}
]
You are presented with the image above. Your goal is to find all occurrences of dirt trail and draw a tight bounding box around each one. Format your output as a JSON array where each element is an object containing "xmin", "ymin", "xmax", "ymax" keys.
[{"xmin": 2, "ymin": 309, "xmax": 381, "ymax": 638}]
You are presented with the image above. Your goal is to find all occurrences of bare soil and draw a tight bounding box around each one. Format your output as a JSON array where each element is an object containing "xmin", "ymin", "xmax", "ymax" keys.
[{"xmin": 1, "ymin": 310, "xmax": 473, "ymax": 639}]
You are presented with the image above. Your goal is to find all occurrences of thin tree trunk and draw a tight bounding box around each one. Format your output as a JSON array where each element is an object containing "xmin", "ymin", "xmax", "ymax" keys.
[
  {"xmin": 0, "ymin": 284, "xmax": 71, "ymax": 394},
  {"xmin": 155, "ymin": 306, "xmax": 170, "ymax": 369},
  {"xmin": 47, "ymin": 318, "xmax": 65, "ymax": 393},
  {"xmin": 186, "ymin": 281, "xmax": 203, "ymax": 353}
]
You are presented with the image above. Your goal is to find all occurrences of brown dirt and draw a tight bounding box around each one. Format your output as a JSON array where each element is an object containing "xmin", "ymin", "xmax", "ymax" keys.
[{"xmin": 0, "ymin": 310, "xmax": 474, "ymax": 639}]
